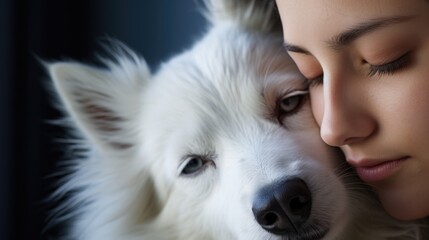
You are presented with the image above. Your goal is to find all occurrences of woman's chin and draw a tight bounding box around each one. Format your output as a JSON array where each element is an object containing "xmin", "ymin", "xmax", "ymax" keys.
[{"xmin": 378, "ymin": 189, "xmax": 429, "ymax": 221}]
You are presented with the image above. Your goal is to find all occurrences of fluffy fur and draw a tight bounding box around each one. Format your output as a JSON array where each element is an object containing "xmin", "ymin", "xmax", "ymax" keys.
[{"xmin": 48, "ymin": 0, "xmax": 427, "ymax": 239}]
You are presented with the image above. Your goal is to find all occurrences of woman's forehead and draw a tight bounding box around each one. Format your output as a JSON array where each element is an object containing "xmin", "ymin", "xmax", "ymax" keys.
[
  {"xmin": 277, "ymin": 0, "xmax": 425, "ymax": 47},
  {"xmin": 276, "ymin": 0, "xmax": 423, "ymax": 25}
]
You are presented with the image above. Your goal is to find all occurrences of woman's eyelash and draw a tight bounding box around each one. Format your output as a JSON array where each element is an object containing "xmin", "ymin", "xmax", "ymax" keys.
[
  {"xmin": 368, "ymin": 53, "xmax": 411, "ymax": 78},
  {"xmin": 304, "ymin": 52, "xmax": 411, "ymax": 86},
  {"xmin": 307, "ymin": 75, "xmax": 324, "ymax": 87}
]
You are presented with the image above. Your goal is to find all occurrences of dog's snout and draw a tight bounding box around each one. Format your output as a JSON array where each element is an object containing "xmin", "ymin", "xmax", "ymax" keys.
[{"xmin": 252, "ymin": 178, "xmax": 312, "ymax": 235}]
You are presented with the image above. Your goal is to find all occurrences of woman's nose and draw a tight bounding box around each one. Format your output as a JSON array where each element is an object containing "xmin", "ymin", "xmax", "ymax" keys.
[{"xmin": 319, "ymin": 80, "xmax": 376, "ymax": 147}]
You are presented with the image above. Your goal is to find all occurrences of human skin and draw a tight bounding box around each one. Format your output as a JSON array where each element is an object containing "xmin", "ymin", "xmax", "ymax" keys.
[{"xmin": 276, "ymin": 0, "xmax": 429, "ymax": 220}]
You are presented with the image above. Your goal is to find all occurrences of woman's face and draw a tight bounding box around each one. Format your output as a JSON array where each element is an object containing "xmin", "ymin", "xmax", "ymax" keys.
[{"xmin": 276, "ymin": 0, "xmax": 429, "ymax": 220}]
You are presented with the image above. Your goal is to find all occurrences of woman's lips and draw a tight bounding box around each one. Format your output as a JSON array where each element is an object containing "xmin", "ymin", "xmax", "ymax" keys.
[{"xmin": 349, "ymin": 157, "xmax": 409, "ymax": 182}]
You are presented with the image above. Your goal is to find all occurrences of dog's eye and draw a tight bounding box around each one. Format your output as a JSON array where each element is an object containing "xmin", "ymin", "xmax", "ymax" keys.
[
  {"xmin": 183, "ymin": 157, "xmax": 203, "ymax": 174},
  {"xmin": 179, "ymin": 155, "xmax": 214, "ymax": 176},
  {"xmin": 279, "ymin": 90, "xmax": 308, "ymax": 116}
]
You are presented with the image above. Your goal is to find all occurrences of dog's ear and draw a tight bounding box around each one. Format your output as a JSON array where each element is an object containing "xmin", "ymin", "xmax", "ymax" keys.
[{"xmin": 48, "ymin": 54, "xmax": 150, "ymax": 155}]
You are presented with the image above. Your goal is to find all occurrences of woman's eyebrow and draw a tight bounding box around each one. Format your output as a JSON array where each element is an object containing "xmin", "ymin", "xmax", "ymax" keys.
[
  {"xmin": 327, "ymin": 15, "xmax": 415, "ymax": 50},
  {"xmin": 283, "ymin": 15, "xmax": 415, "ymax": 54}
]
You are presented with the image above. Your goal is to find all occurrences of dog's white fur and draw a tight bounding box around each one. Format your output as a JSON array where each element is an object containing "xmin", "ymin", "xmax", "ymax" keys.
[{"xmin": 48, "ymin": 0, "xmax": 427, "ymax": 239}]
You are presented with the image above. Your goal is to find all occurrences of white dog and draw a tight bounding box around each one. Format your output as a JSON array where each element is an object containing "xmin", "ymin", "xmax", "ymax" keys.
[{"xmin": 48, "ymin": 0, "xmax": 425, "ymax": 239}]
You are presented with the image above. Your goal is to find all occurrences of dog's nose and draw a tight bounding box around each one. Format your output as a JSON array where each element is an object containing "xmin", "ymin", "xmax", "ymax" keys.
[{"xmin": 252, "ymin": 178, "xmax": 312, "ymax": 235}]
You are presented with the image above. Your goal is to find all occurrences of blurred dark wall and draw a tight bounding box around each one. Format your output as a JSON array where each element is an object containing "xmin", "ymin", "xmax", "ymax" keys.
[{"xmin": 0, "ymin": 1, "xmax": 206, "ymax": 239}]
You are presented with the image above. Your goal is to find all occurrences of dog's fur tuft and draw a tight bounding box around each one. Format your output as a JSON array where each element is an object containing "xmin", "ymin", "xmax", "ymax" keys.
[{"xmin": 203, "ymin": 0, "xmax": 281, "ymax": 33}]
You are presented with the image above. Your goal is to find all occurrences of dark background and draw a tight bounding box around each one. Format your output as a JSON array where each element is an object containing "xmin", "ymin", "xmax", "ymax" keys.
[{"xmin": 0, "ymin": 1, "xmax": 206, "ymax": 239}]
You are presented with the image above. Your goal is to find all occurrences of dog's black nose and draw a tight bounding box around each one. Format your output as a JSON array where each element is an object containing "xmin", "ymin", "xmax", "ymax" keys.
[{"xmin": 252, "ymin": 178, "xmax": 312, "ymax": 235}]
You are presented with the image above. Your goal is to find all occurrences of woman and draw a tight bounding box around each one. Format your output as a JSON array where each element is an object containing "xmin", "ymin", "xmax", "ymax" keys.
[{"xmin": 275, "ymin": 0, "xmax": 429, "ymax": 220}]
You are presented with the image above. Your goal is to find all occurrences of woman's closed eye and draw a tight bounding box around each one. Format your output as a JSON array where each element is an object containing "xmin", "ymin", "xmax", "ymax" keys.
[
  {"xmin": 307, "ymin": 75, "xmax": 324, "ymax": 88},
  {"xmin": 303, "ymin": 53, "xmax": 412, "ymax": 87},
  {"xmin": 368, "ymin": 52, "xmax": 412, "ymax": 78}
]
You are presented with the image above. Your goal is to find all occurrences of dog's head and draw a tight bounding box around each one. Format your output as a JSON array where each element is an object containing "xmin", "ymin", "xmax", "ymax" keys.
[{"xmin": 48, "ymin": 0, "xmax": 352, "ymax": 239}]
